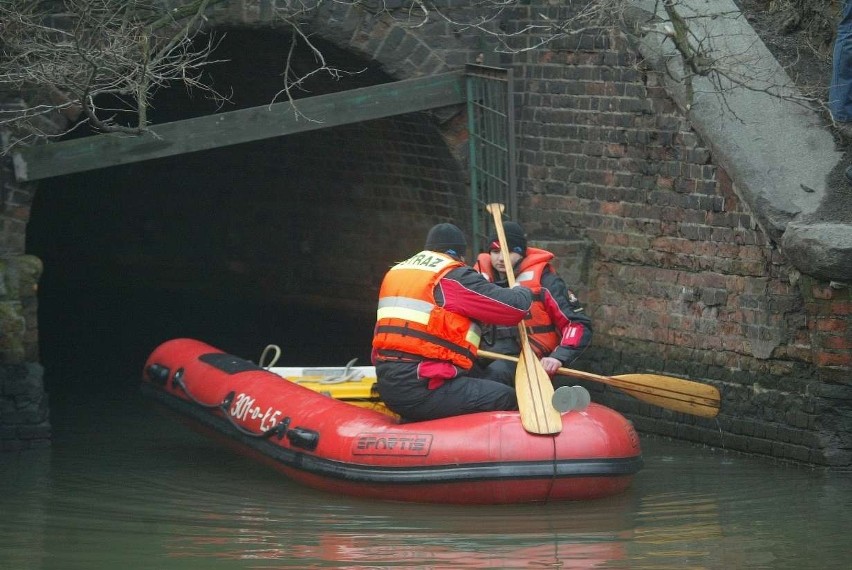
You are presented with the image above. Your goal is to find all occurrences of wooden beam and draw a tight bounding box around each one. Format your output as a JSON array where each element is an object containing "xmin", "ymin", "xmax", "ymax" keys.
[{"xmin": 12, "ymin": 71, "xmax": 466, "ymax": 182}]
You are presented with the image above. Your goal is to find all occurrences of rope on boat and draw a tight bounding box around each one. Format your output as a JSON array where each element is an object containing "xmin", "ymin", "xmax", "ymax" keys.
[
  {"xmin": 258, "ymin": 344, "xmax": 282, "ymax": 368},
  {"xmin": 299, "ymin": 358, "xmax": 364, "ymax": 384},
  {"xmin": 259, "ymin": 344, "xmax": 365, "ymax": 384}
]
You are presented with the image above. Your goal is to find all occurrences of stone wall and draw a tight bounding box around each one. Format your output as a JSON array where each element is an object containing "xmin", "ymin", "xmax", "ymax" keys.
[
  {"xmin": 0, "ymin": 151, "xmax": 49, "ymax": 450},
  {"xmin": 1, "ymin": 85, "xmax": 70, "ymax": 450}
]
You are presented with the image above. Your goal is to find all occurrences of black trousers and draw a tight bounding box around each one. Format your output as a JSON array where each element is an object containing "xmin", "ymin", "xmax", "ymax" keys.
[{"xmin": 375, "ymin": 361, "xmax": 518, "ymax": 422}]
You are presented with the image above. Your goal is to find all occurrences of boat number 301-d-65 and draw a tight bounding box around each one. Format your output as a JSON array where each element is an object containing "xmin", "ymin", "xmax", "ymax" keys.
[{"xmin": 229, "ymin": 392, "xmax": 283, "ymax": 432}]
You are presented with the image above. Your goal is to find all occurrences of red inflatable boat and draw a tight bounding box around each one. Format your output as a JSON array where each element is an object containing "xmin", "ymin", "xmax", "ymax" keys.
[{"xmin": 142, "ymin": 338, "xmax": 643, "ymax": 504}]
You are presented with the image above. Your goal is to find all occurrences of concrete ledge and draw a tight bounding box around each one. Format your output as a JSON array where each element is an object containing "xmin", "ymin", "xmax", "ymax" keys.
[
  {"xmin": 782, "ymin": 222, "xmax": 852, "ymax": 281},
  {"xmin": 625, "ymin": 0, "xmax": 851, "ymax": 282}
]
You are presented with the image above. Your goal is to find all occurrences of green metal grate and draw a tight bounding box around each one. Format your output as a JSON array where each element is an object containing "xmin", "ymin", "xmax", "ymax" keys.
[{"xmin": 466, "ymin": 64, "xmax": 516, "ymax": 254}]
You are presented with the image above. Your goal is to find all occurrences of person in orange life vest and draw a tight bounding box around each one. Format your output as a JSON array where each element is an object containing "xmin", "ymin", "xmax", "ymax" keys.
[
  {"xmin": 372, "ymin": 222, "xmax": 534, "ymax": 422},
  {"xmin": 473, "ymin": 221, "xmax": 593, "ymax": 387}
]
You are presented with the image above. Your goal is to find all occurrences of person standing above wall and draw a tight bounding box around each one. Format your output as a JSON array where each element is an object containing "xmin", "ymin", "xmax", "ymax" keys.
[
  {"xmin": 832, "ymin": 2, "xmax": 852, "ymax": 131},
  {"xmin": 830, "ymin": 1, "xmax": 852, "ymax": 181}
]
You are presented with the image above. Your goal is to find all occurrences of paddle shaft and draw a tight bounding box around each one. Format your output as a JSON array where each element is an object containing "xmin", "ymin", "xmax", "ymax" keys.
[
  {"xmin": 486, "ymin": 204, "xmax": 562, "ymax": 434},
  {"xmin": 477, "ymin": 349, "xmax": 720, "ymax": 418}
]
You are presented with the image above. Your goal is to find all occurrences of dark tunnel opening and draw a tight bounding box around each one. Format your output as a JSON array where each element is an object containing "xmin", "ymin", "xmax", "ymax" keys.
[
  {"xmin": 28, "ymin": 279, "xmax": 376, "ymax": 396},
  {"xmin": 25, "ymin": 29, "xmax": 395, "ymax": 397}
]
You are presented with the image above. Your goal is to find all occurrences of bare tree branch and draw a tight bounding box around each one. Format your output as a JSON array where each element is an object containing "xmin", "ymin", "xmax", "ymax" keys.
[
  {"xmin": 0, "ymin": 0, "xmax": 833, "ymax": 154},
  {"xmin": 0, "ymin": 0, "xmax": 227, "ymax": 147}
]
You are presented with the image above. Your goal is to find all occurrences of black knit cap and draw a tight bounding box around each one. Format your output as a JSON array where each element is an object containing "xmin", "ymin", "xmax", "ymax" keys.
[
  {"xmin": 488, "ymin": 221, "xmax": 527, "ymax": 255},
  {"xmin": 424, "ymin": 223, "xmax": 467, "ymax": 257}
]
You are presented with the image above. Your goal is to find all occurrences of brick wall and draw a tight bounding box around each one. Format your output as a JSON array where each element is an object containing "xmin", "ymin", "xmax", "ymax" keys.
[{"xmin": 508, "ymin": 3, "xmax": 850, "ymax": 467}]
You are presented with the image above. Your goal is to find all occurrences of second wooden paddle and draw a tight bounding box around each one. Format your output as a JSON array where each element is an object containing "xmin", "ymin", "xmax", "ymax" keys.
[{"xmin": 485, "ymin": 203, "xmax": 562, "ymax": 434}]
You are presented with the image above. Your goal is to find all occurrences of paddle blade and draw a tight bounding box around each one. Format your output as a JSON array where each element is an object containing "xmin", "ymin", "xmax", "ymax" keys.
[
  {"xmin": 613, "ymin": 373, "xmax": 721, "ymax": 418},
  {"xmin": 515, "ymin": 344, "xmax": 562, "ymax": 434},
  {"xmin": 477, "ymin": 348, "xmax": 721, "ymax": 419},
  {"xmin": 614, "ymin": 373, "xmax": 720, "ymax": 401}
]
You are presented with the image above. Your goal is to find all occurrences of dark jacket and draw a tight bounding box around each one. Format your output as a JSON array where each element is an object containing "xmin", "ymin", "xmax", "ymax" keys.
[{"xmin": 474, "ymin": 250, "xmax": 593, "ymax": 365}]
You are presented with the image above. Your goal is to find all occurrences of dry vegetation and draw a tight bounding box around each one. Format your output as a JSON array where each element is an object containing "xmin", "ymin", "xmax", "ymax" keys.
[{"xmin": 734, "ymin": 0, "xmax": 839, "ymax": 109}]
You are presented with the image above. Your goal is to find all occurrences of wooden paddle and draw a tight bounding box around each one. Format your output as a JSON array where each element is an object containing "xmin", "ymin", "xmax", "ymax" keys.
[
  {"xmin": 478, "ymin": 349, "xmax": 721, "ymax": 418},
  {"xmin": 486, "ymin": 203, "xmax": 562, "ymax": 434}
]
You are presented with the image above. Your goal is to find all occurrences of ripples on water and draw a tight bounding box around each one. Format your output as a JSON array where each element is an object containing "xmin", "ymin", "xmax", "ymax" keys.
[{"xmin": 2, "ymin": 383, "xmax": 850, "ymax": 570}]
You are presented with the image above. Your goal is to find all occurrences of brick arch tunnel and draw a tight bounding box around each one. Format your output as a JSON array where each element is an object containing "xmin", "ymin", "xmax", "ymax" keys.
[{"xmin": 25, "ymin": 28, "xmax": 471, "ymax": 395}]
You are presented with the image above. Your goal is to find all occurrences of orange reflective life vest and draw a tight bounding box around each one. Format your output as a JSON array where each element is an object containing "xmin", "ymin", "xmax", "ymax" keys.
[
  {"xmin": 373, "ymin": 251, "xmax": 482, "ymax": 369},
  {"xmin": 475, "ymin": 247, "xmax": 560, "ymax": 356}
]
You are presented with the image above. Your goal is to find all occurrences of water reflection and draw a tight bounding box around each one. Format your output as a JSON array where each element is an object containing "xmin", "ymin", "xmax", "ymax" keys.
[
  {"xmin": 159, "ymin": 494, "xmax": 636, "ymax": 568},
  {"xmin": 3, "ymin": 384, "xmax": 850, "ymax": 569}
]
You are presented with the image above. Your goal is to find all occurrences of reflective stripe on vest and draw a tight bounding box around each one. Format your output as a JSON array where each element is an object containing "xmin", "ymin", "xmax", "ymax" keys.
[
  {"xmin": 373, "ymin": 251, "xmax": 481, "ymax": 369},
  {"xmin": 377, "ymin": 296, "xmax": 482, "ymax": 347}
]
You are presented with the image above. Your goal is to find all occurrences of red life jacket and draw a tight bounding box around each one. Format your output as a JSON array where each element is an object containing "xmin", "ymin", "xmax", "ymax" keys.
[
  {"xmin": 475, "ymin": 247, "xmax": 560, "ymax": 356},
  {"xmin": 373, "ymin": 251, "xmax": 482, "ymax": 369}
]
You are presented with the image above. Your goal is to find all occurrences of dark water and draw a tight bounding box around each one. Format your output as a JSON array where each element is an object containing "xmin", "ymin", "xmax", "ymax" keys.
[
  {"xmin": 2, "ymin": 384, "xmax": 850, "ymax": 569},
  {"xmin": 2, "ymin": 286, "xmax": 850, "ymax": 569}
]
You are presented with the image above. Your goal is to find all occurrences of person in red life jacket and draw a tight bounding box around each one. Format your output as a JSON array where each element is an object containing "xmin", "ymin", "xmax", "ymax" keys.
[
  {"xmin": 372, "ymin": 222, "xmax": 534, "ymax": 422},
  {"xmin": 473, "ymin": 221, "xmax": 593, "ymax": 386}
]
